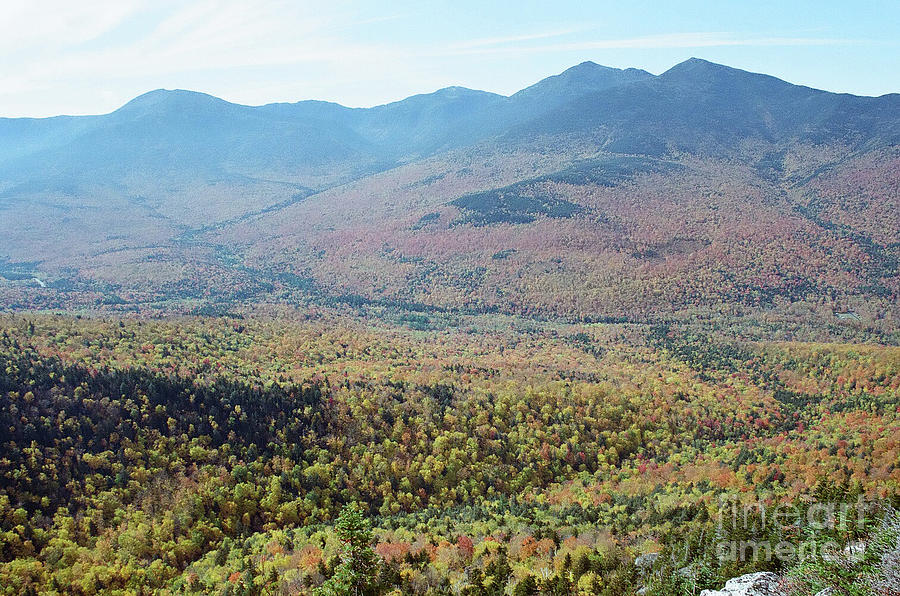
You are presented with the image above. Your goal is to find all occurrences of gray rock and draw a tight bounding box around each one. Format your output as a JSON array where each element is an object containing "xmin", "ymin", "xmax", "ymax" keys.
[
  {"xmin": 871, "ymin": 543, "xmax": 900, "ymax": 594},
  {"xmin": 635, "ymin": 552, "xmax": 659, "ymax": 570},
  {"xmin": 844, "ymin": 541, "xmax": 866, "ymax": 562},
  {"xmin": 822, "ymin": 540, "xmax": 866, "ymax": 563},
  {"xmin": 699, "ymin": 572, "xmax": 784, "ymax": 596}
]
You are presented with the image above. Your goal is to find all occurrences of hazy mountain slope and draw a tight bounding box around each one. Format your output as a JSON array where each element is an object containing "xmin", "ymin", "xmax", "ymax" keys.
[
  {"xmin": 0, "ymin": 62, "xmax": 659, "ymax": 269},
  {"xmin": 0, "ymin": 90, "xmax": 380, "ymax": 185},
  {"xmin": 355, "ymin": 87, "xmax": 507, "ymax": 158},
  {"xmin": 0, "ymin": 62, "xmax": 653, "ymax": 190},
  {"xmin": 0, "ymin": 59, "xmax": 898, "ymax": 330},
  {"xmin": 508, "ymin": 59, "xmax": 900, "ymax": 156},
  {"xmin": 0, "ymin": 114, "xmax": 103, "ymax": 165},
  {"xmin": 512, "ymin": 61, "xmax": 653, "ymax": 103},
  {"xmin": 506, "ymin": 61, "xmax": 653, "ymax": 122},
  {"xmin": 223, "ymin": 147, "xmax": 893, "ymax": 325}
]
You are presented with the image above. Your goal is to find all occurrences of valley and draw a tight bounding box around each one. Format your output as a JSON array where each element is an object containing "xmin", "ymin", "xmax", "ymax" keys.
[
  {"xmin": 1, "ymin": 56, "xmax": 898, "ymax": 595},
  {"xmin": 1, "ymin": 59, "xmax": 897, "ymax": 339}
]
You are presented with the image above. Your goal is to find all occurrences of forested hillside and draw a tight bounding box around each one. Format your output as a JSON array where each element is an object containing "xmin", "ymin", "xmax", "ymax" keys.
[
  {"xmin": 1, "ymin": 59, "xmax": 898, "ymax": 333},
  {"xmin": 1, "ymin": 56, "xmax": 899, "ymax": 595},
  {"xmin": 0, "ymin": 315, "xmax": 897, "ymax": 594}
]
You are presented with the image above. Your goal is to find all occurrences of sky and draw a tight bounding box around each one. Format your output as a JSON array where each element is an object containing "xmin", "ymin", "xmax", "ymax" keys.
[{"xmin": 2, "ymin": 0, "xmax": 898, "ymax": 117}]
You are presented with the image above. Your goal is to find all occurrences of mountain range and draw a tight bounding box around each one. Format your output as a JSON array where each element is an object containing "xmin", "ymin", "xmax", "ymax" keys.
[{"xmin": 0, "ymin": 58, "xmax": 898, "ymax": 334}]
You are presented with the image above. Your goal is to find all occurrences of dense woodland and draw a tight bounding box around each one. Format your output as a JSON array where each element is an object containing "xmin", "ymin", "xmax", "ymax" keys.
[
  {"xmin": 2, "ymin": 146, "xmax": 897, "ymax": 348},
  {"xmin": 0, "ymin": 313, "xmax": 897, "ymax": 594},
  {"xmin": 1, "ymin": 53, "xmax": 899, "ymax": 596}
]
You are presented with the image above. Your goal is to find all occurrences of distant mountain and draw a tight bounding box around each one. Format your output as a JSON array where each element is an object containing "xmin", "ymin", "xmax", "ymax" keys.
[
  {"xmin": 3, "ymin": 58, "xmax": 896, "ymax": 190},
  {"xmin": 0, "ymin": 58, "xmax": 898, "ymax": 329},
  {"xmin": 510, "ymin": 58, "xmax": 900, "ymax": 155},
  {"xmin": 509, "ymin": 61, "xmax": 653, "ymax": 111},
  {"xmin": 0, "ymin": 62, "xmax": 660, "ymax": 191},
  {"xmin": 0, "ymin": 89, "xmax": 379, "ymax": 188}
]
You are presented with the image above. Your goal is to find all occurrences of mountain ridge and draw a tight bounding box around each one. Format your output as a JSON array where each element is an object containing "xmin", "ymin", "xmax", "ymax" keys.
[
  {"xmin": 3, "ymin": 57, "xmax": 897, "ymax": 180},
  {"xmin": 5, "ymin": 56, "xmax": 896, "ymax": 185},
  {"xmin": 10, "ymin": 57, "xmax": 897, "ymax": 120},
  {"xmin": 0, "ymin": 58, "xmax": 898, "ymax": 329}
]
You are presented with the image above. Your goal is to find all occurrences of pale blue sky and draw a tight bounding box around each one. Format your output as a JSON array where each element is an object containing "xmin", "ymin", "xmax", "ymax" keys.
[{"xmin": 2, "ymin": 0, "xmax": 898, "ymax": 117}]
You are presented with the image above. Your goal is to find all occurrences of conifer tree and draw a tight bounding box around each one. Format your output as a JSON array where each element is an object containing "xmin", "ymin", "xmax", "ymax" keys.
[{"xmin": 315, "ymin": 503, "xmax": 378, "ymax": 596}]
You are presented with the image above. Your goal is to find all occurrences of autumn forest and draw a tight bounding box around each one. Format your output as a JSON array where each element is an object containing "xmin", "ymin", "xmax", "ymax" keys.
[{"xmin": 1, "ymin": 53, "xmax": 899, "ymax": 595}]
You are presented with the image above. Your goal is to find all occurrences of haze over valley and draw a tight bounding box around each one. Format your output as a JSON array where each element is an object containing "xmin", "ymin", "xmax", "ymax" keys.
[
  {"xmin": 1, "ymin": 58, "xmax": 898, "ymax": 341},
  {"xmin": 1, "ymin": 4, "xmax": 899, "ymax": 593}
]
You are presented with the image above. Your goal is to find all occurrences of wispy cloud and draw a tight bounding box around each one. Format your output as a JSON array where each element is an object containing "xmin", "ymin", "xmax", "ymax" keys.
[
  {"xmin": 0, "ymin": 2, "xmax": 895, "ymax": 116},
  {"xmin": 440, "ymin": 31, "xmax": 862, "ymax": 57},
  {"xmin": 0, "ymin": 1, "xmax": 142, "ymax": 52},
  {"xmin": 449, "ymin": 27, "xmax": 589, "ymax": 50},
  {"xmin": 0, "ymin": 0, "xmax": 411, "ymax": 114}
]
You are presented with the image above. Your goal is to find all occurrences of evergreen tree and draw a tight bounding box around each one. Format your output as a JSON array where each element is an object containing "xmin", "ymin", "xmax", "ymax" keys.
[{"xmin": 314, "ymin": 503, "xmax": 378, "ymax": 596}]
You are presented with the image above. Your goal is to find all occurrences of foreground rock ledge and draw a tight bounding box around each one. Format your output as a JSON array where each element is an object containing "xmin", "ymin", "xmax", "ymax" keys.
[{"xmin": 699, "ymin": 572, "xmax": 784, "ymax": 596}]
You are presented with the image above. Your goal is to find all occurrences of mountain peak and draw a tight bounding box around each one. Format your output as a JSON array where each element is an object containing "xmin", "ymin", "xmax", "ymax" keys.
[
  {"xmin": 564, "ymin": 61, "xmax": 653, "ymax": 76},
  {"xmin": 659, "ymin": 57, "xmax": 797, "ymax": 93},
  {"xmin": 558, "ymin": 61, "xmax": 634, "ymax": 78},
  {"xmin": 372, "ymin": 86, "xmax": 503, "ymax": 113},
  {"xmin": 431, "ymin": 86, "xmax": 496, "ymax": 99},
  {"xmin": 114, "ymin": 89, "xmax": 233, "ymax": 116},
  {"xmin": 663, "ymin": 57, "xmax": 730, "ymax": 75},
  {"xmin": 513, "ymin": 61, "xmax": 652, "ymax": 102},
  {"xmin": 568, "ymin": 60, "xmax": 604, "ymax": 70}
]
